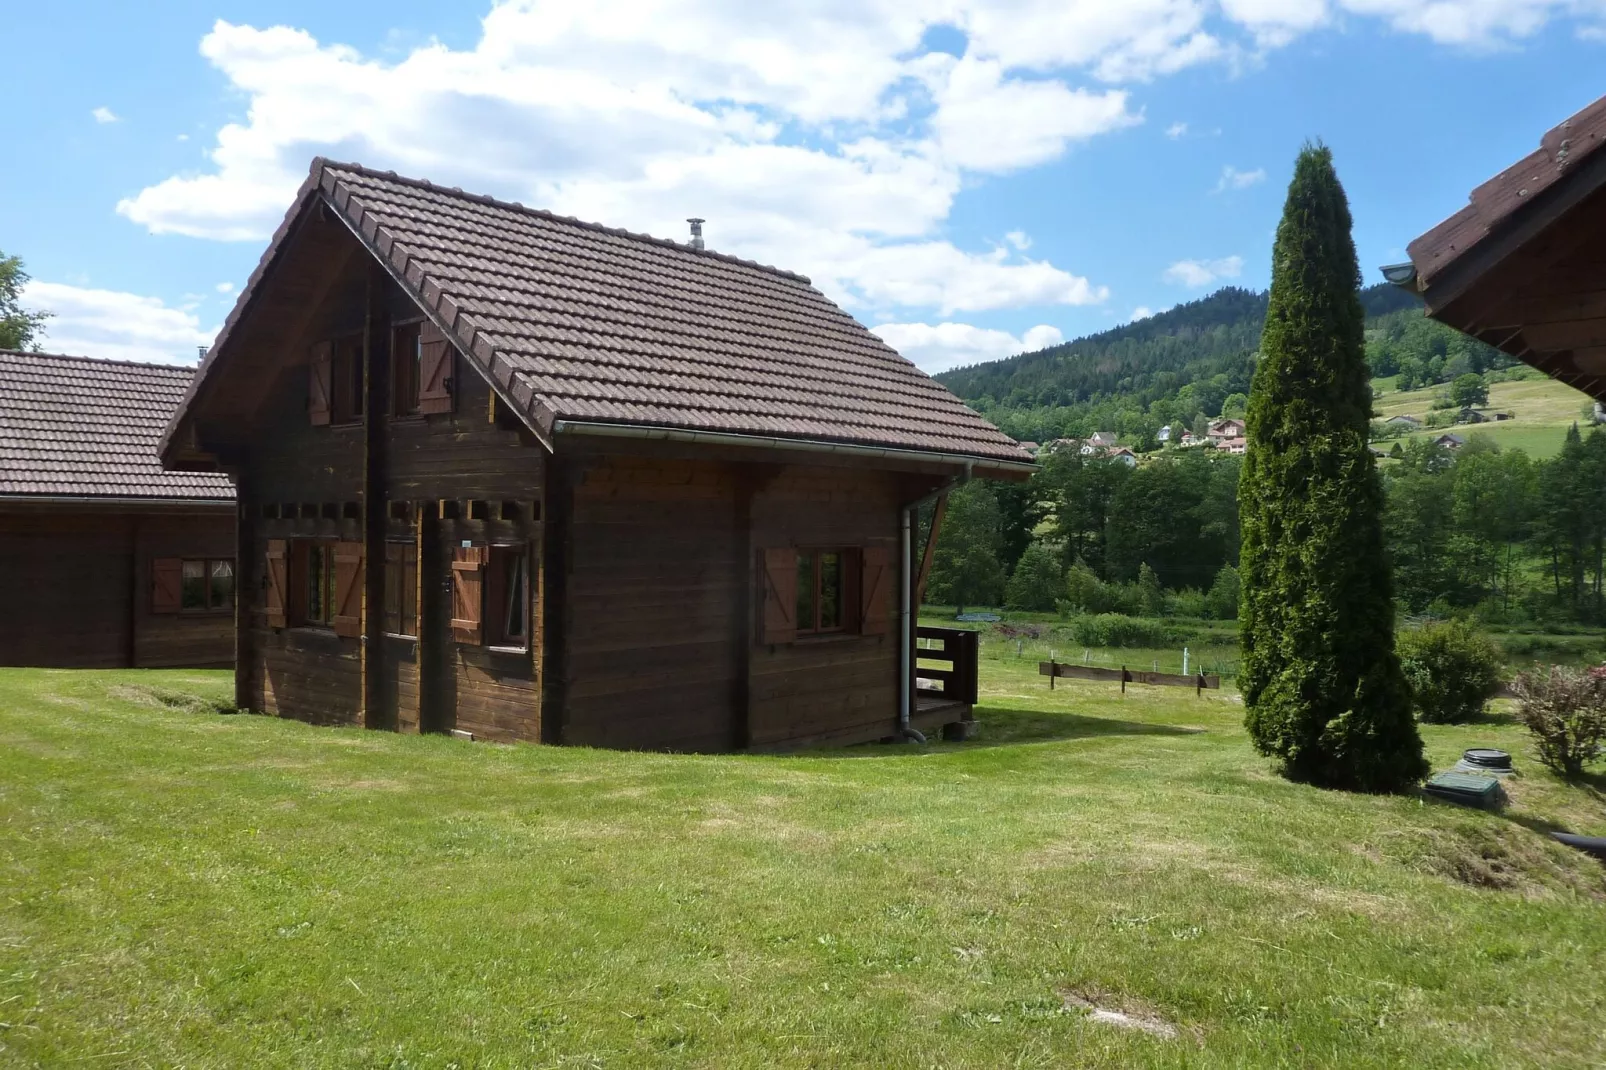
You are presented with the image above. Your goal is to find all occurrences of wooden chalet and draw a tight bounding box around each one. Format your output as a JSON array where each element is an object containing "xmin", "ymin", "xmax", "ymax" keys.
[
  {"xmin": 0, "ymin": 351, "xmax": 235, "ymax": 668},
  {"xmin": 1389, "ymin": 93, "xmax": 1606, "ymax": 404},
  {"xmin": 161, "ymin": 159, "xmax": 1033, "ymax": 750}
]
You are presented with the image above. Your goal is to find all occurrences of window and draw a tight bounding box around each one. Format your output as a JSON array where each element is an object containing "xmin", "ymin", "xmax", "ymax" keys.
[
  {"xmin": 384, "ymin": 541, "xmax": 418, "ymax": 637},
  {"xmin": 301, "ymin": 542, "xmax": 338, "ymax": 627},
  {"xmin": 331, "ymin": 335, "xmax": 364, "ymax": 424},
  {"xmin": 488, "ymin": 544, "xmax": 531, "ymax": 649},
  {"xmin": 392, "ymin": 322, "xmax": 422, "ymax": 416},
  {"xmin": 153, "ymin": 558, "xmax": 234, "ymax": 614},
  {"xmin": 796, "ymin": 549, "xmax": 847, "ymax": 635}
]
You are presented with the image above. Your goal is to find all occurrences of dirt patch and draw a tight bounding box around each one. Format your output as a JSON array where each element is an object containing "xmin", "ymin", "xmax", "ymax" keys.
[{"xmin": 1059, "ymin": 985, "xmax": 1182, "ymax": 1039}]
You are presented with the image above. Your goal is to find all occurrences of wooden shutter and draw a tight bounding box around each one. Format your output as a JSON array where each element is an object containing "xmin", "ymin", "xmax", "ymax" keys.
[
  {"xmin": 418, "ymin": 320, "xmax": 454, "ymax": 415},
  {"xmin": 265, "ymin": 540, "xmax": 288, "ymax": 628},
  {"xmin": 451, "ymin": 545, "xmax": 486, "ymax": 644},
  {"xmin": 309, "ymin": 341, "xmax": 333, "ymax": 426},
  {"xmin": 760, "ymin": 547, "xmax": 797, "ymax": 644},
  {"xmin": 332, "ymin": 541, "xmax": 364, "ymax": 638},
  {"xmin": 860, "ymin": 545, "xmax": 891, "ymax": 636},
  {"xmin": 151, "ymin": 558, "xmax": 183, "ymax": 614}
]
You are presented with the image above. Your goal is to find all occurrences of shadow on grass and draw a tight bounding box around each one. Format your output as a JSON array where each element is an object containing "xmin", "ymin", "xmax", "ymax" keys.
[{"xmin": 799, "ymin": 705, "xmax": 1205, "ymax": 758}]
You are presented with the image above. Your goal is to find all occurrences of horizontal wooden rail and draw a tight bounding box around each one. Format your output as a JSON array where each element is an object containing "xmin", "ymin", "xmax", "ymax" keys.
[
  {"xmin": 1040, "ymin": 661, "xmax": 1219, "ymax": 695},
  {"xmin": 916, "ymin": 626, "xmax": 979, "ymax": 705}
]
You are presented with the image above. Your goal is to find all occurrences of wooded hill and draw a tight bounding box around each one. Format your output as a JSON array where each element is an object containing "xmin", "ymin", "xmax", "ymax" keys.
[{"xmin": 935, "ymin": 283, "xmax": 1445, "ymax": 445}]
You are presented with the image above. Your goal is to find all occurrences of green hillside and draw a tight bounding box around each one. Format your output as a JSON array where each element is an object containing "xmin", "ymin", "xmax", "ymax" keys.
[
  {"xmin": 937, "ymin": 283, "xmax": 1514, "ymax": 448},
  {"xmin": 1374, "ymin": 375, "xmax": 1595, "ymax": 459}
]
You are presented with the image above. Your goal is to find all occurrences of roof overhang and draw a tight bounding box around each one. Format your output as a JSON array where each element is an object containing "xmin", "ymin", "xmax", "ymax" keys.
[
  {"xmin": 1391, "ymin": 93, "xmax": 1606, "ymax": 400},
  {"xmin": 551, "ymin": 419, "xmax": 1038, "ymax": 479}
]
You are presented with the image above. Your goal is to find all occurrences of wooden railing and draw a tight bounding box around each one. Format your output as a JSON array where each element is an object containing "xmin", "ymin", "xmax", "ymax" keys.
[{"xmin": 915, "ymin": 627, "xmax": 979, "ymax": 705}]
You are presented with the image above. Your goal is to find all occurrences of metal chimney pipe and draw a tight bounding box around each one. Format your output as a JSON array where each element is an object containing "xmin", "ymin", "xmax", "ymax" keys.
[{"xmin": 687, "ymin": 217, "xmax": 705, "ymax": 251}]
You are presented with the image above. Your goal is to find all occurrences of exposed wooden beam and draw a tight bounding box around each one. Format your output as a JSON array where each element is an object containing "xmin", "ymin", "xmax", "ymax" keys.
[{"xmin": 913, "ymin": 492, "xmax": 949, "ymax": 610}]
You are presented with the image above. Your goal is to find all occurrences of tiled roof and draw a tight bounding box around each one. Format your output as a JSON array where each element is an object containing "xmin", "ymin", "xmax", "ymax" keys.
[
  {"xmin": 1, "ymin": 350, "xmax": 235, "ymax": 500},
  {"xmin": 179, "ymin": 159, "xmax": 1031, "ymax": 467},
  {"xmin": 1409, "ymin": 93, "xmax": 1606, "ymax": 288}
]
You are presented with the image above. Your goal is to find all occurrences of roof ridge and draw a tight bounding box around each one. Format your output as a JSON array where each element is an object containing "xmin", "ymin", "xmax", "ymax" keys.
[
  {"xmin": 314, "ymin": 157, "xmax": 814, "ymax": 286},
  {"xmin": 0, "ymin": 349, "xmax": 199, "ymax": 374}
]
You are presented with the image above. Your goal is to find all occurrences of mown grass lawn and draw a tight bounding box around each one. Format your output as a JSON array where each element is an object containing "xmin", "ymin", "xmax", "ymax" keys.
[{"xmin": 2, "ymin": 664, "xmax": 1604, "ymax": 1068}]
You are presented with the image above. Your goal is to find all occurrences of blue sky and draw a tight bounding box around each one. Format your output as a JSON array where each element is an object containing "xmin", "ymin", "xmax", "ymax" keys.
[{"xmin": 4, "ymin": 1, "xmax": 1604, "ymax": 371}]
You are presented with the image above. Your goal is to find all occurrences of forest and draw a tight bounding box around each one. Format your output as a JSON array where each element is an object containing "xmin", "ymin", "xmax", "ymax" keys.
[
  {"xmin": 928, "ymin": 285, "xmax": 1606, "ymax": 633},
  {"xmin": 937, "ymin": 283, "xmax": 1510, "ymax": 449},
  {"xmin": 931, "ymin": 425, "xmax": 1606, "ymax": 629}
]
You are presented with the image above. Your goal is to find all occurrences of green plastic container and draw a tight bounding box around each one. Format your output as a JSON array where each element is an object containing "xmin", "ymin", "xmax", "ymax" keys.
[{"xmin": 1423, "ymin": 772, "xmax": 1503, "ymax": 809}]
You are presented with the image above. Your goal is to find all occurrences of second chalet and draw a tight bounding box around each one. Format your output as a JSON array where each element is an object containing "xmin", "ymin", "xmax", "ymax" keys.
[{"xmin": 162, "ymin": 160, "xmax": 1034, "ymax": 751}]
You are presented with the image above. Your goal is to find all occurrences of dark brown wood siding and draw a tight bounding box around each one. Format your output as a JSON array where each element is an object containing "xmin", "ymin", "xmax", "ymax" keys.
[
  {"xmin": 746, "ymin": 466, "xmax": 903, "ymax": 749},
  {"xmin": 237, "ymin": 282, "xmax": 546, "ymax": 738},
  {"xmin": 560, "ymin": 455, "xmax": 742, "ymax": 751},
  {"xmin": 0, "ymin": 507, "xmax": 234, "ymax": 669},
  {"xmin": 554, "ymin": 456, "xmax": 907, "ymax": 752}
]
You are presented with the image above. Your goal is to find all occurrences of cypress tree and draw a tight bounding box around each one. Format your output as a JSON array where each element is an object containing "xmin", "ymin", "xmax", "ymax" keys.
[{"xmin": 1239, "ymin": 144, "xmax": 1427, "ymax": 792}]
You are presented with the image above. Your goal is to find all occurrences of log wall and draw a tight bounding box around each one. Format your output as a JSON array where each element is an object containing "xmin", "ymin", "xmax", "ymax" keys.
[{"xmin": 0, "ymin": 507, "xmax": 234, "ymax": 669}]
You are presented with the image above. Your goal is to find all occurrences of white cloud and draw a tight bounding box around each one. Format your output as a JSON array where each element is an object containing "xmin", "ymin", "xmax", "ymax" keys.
[
  {"xmin": 21, "ymin": 281, "xmax": 214, "ymax": 365},
  {"xmin": 215, "ymin": 281, "xmax": 236, "ymax": 294},
  {"xmin": 92, "ymin": 106, "xmax": 119, "ymax": 124},
  {"xmin": 1165, "ymin": 121, "xmax": 1188, "ymax": 139},
  {"xmin": 113, "ymin": 1, "xmax": 1606, "ymax": 324},
  {"xmin": 1214, "ymin": 165, "xmax": 1266, "ymax": 192},
  {"xmin": 1163, "ymin": 255, "xmax": 1244, "ymax": 287},
  {"xmin": 874, "ymin": 321, "xmax": 1065, "ymax": 373},
  {"xmin": 1130, "ymin": 305, "xmax": 1154, "ymax": 320},
  {"xmin": 923, "ymin": 55, "xmax": 1142, "ymax": 172},
  {"xmin": 1004, "ymin": 230, "xmax": 1032, "ymax": 251}
]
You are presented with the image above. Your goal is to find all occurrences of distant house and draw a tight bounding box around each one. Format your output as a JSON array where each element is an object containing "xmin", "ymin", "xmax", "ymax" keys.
[
  {"xmin": 1106, "ymin": 447, "xmax": 1138, "ymax": 467},
  {"xmin": 1208, "ymin": 418, "xmax": 1245, "ymax": 441},
  {"xmin": 1087, "ymin": 430, "xmax": 1119, "ymax": 449},
  {"xmin": 1368, "ymin": 445, "xmax": 1391, "ymax": 457},
  {"xmin": 1458, "ymin": 409, "xmax": 1511, "ymax": 424},
  {"xmin": 0, "ymin": 351, "xmax": 236, "ymax": 669},
  {"xmin": 1384, "ymin": 414, "xmax": 1422, "ymax": 428},
  {"xmin": 1157, "ymin": 425, "xmax": 1172, "ymax": 443},
  {"xmin": 1179, "ymin": 431, "xmax": 1197, "ymax": 446},
  {"xmin": 1216, "ymin": 437, "xmax": 1247, "ymax": 455},
  {"xmin": 1434, "ymin": 433, "xmax": 1467, "ymax": 450}
]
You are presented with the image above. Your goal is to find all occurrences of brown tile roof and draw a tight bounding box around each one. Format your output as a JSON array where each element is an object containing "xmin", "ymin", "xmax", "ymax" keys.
[
  {"xmin": 1, "ymin": 350, "xmax": 235, "ymax": 501},
  {"xmin": 175, "ymin": 159, "xmax": 1032, "ymax": 468},
  {"xmin": 1409, "ymin": 93, "xmax": 1606, "ymax": 288}
]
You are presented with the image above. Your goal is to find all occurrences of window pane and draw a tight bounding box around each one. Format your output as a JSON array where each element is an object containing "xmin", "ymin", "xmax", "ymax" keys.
[
  {"xmin": 325, "ymin": 549, "xmax": 340, "ymax": 625},
  {"xmin": 504, "ymin": 554, "xmax": 527, "ymax": 641},
  {"xmin": 307, "ymin": 546, "xmax": 325, "ymax": 623},
  {"xmin": 402, "ymin": 545, "xmax": 417, "ymax": 637},
  {"xmin": 796, "ymin": 553, "xmax": 815, "ymax": 633},
  {"xmin": 209, "ymin": 560, "xmax": 235, "ymax": 611},
  {"xmin": 181, "ymin": 560, "xmax": 207, "ymax": 610},
  {"xmin": 819, "ymin": 551, "xmax": 842, "ymax": 630}
]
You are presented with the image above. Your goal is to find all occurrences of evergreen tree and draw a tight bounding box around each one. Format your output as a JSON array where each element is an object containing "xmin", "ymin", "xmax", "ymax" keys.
[{"xmin": 1238, "ymin": 144, "xmax": 1426, "ymax": 792}]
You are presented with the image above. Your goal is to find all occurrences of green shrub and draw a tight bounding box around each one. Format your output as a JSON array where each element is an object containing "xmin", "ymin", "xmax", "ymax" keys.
[
  {"xmin": 1168, "ymin": 588, "xmax": 1208, "ymax": 618},
  {"xmin": 1064, "ymin": 613, "xmax": 1183, "ymax": 648},
  {"xmin": 1397, "ymin": 620, "xmax": 1504, "ymax": 723},
  {"xmin": 1004, "ymin": 542, "xmax": 1064, "ymax": 612},
  {"xmin": 1510, "ymin": 665, "xmax": 1606, "ymax": 780},
  {"xmin": 1205, "ymin": 564, "xmax": 1240, "ymax": 620}
]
